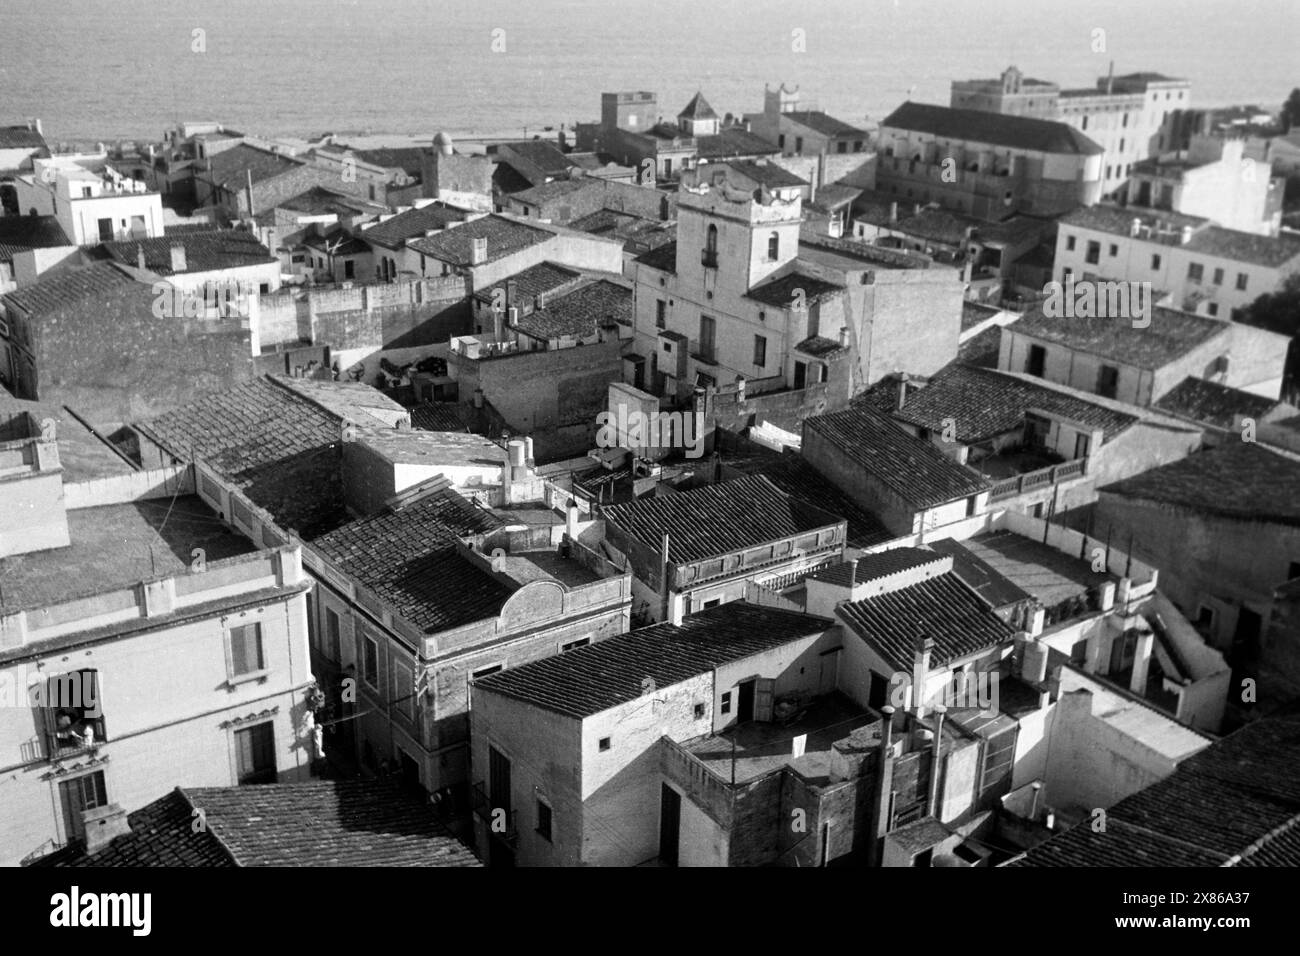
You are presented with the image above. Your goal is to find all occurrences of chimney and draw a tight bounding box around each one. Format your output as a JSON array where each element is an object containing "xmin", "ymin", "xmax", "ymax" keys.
[
  {"xmin": 1029, "ymin": 781, "xmax": 1042, "ymax": 820},
  {"xmin": 871, "ymin": 705, "xmax": 897, "ymax": 865},
  {"xmin": 136, "ymin": 244, "xmax": 147, "ymax": 270},
  {"xmin": 928, "ymin": 704, "xmax": 946, "ymax": 817},
  {"xmin": 1106, "ymin": 60, "xmax": 1115, "ymax": 96},
  {"xmin": 170, "ymin": 243, "xmax": 187, "ymax": 273},
  {"xmin": 845, "ymin": 557, "xmax": 859, "ymax": 597},
  {"xmin": 83, "ymin": 803, "xmax": 131, "ymax": 855},
  {"xmin": 889, "ymin": 201, "xmax": 898, "ymax": 223},
  {"xmin": 524, "ymin": 435, "xmax": 534, "ymax": 464},
  {"xmin": 838, "ymin": 326, "xmax": 850, "ymax": 348},
  {"xmin": 895, "ymin": 373, "xmax": 909, "ymax": 411},
  {"xmin": 506, "ymin": 278, "xmax": 518, "ymax": 311},
  {"xmin": 470, "ymin": 236, "xmax": 488, "ymax": 265},
  {"xmin": 661, "ymin": 531, "xmax": 674, "ymax": 623},
  {"xmin": 912, "ymin": 632, "xmax": 934, "ymax": 718},
  {"xmin": 565, "ymin": 502, "xmax": 579, "ymax": 539}
]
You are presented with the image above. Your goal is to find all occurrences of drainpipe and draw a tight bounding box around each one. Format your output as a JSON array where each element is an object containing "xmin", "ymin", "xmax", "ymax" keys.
[{"xmin": 928, "ymin": 703, "xmax": 946, "ymax": 818}]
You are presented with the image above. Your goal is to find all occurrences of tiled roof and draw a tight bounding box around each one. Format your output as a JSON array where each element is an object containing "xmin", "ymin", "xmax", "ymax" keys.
[
  {"xmin": 496, "ymin": 140, "xmax": 574, "ymax": 178},
  {"xmin": 805, "ymin": 403, "xmax": 991, "ymax": 508},
  {"xmin": 472, "ymin": 260, "xmax": 581, "ymax": 305},
  {"xmin": 135, "ymin": 376, "xmax": 353, "ymax": 539},
  {"xmin": 1100, "ymin": 442, "xmax": 1300, "ymax": 526},
  {"xmin": 810, "ymin": 547, "xmax": 944, "ymax": 586},
  {"xmin": 358, "ymin": 203, "xmax": 469, "ymax": 250},
  {"xmin": 890, "ymin": 207, "xmax": 978, "ymax": 245},
  {"xmin": 514, "ymin": 279, "xmax": 632, "ymax": 340},
  {"xmin": 602, "ymin": 474, "xmax": 843, "ymax": 564},
  {"xmin": 406, "ymin": 215, "xmax": 551, "ymax": 267},
  {"xmin": 1010, "ymin": 305, "xmax": 1227, "ymax": 369},
  {"xmin": 732, "ymin": 455, "xmax": 894, "ymax": 548},
  {"xmin": 784, "ymin": 111, "xmax": 867, "ymax": 139},
  {"xmin": 0, "ymin": 215, "xmax": 70, "ymax": 260},
  {"xmin": 34, "ymin": 781, "xmax": 480, "ymax": 867},
  {"xmin": 635, "ymin": 240, "xmax": 677, "ymax": 273},
  {"xmin": 1009, "ymin": 706, "xmax": 1300, "ymax": 867},
  {"xmin": 1, "ymin": 262, "xmax": 138, "ymax": 315},
  {"xmin": 201, "ymin": 143, "xmax": 304, "ymax": 189},
  {"xmin": 1058, "ymin": 204, "xmax": 1207, "ymax": 242},
  {"xmin": 0, "ymin": 125, "xmax": 47, "ymax": 150},
  {"xmin": 678, "ymin": 92, "xmax": 719, "ymax": 120},
  {"xmin": 410, "ymin": 402, "xmax": 467, "ymax": 432},
  {"xmin": 696, "ymin": 128, "xmax": 783, "ymax": 159},
  {"xmin": 102, "ymin": 230, "xmax": 275, "ymax": 275},
  {"xmin": 962, "ymin": 301, "xmax": 1002, "ymax": 331},
  {"xmin": 837, "ymin": 572, "xmax": 1015, "ymax": 671},
  {"xmin": 476, "ymin": 603, "xmax": 832, "ymax": 718},
  {"xmin": 300, "ymin": 226, "xmax": 369, "ymax": 257},
  {"xmin": 1183, "ymin": 225, "xmax": 1300, "ymax": 268},
  {"xmin": 339, "ymin": 145, "xmax": 426, "ymax": 176},
  {"xmin": 510, "ymin": 176, "xmax": 599, "ymax": 206},
  {"xmin": 1153, "ymin": 376, "xmax": 1285, "ymax": 429},
  {"xmin": 893, "ymin": 364, "xmax": 1139, "ymax": 443},
  {"xmin": 713, "ymin": 159, "xmax": 807, "ymax": 189},
  {"xmin": 808, "ymin": 184, "xmax": 862, "ymax": 213},
  {"xmin": 882, "ymin": 101, "xmax": 1103, "ymax": 155},
  {"xmin": 31, "ymin": 789, "xmax": 235, "ymax": 867},
  {"xmin": 794, "ymin": 335, "xmax": 848, "ymax": 359},
  {"xmin": 312, "ymin": 483, "xmax": 511, "ymax": 633},
  {"xmin": 746, "ymin": 271, "xmax": 843, "ymax": 308},
  {"xmin": 276, "ymin": 185, "xmax": 386, "ymax": 216}
]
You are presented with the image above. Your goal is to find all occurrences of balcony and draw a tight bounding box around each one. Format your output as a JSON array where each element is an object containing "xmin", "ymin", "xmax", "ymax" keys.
[
  {"xmin": 988, "ymin": 458, "xmax": 1087, "ymax": 502},
  {"xmin": 701, "ymin": 248, "xmax": 719, "ymax": 269},
  {"xmin": 689, "ymin": 338, "xmax": 718, "ymax": 365},
  {"xmin": 471, "ymin": 781, "xmax": 518, "ymax": 847}
]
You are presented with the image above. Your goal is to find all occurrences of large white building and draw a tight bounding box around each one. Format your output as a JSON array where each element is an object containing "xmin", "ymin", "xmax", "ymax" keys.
[{"xmin": 14, "ymin": 155, "xmax": 164, "ymax": 246}]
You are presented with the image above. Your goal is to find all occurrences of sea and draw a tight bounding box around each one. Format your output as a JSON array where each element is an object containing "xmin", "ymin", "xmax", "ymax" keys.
[{"xmin": 0, "ymin": 0, "xmax": 1296, "ymax": 146}]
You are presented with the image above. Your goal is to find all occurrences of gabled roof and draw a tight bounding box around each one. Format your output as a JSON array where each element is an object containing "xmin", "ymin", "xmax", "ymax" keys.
[
  {"xmin": 695, "ymin": 128, "xmax": 783, "ymax": 159},
  {"xmin": 1058, "ymin": 204, "xmax": 1208, "ymax": 243},
  {"xmin": 311, "ymin": 483, "xmax": 511, "ymax": 633},
  {"xmin": 634, "ymin": 240, "xmax": 677, "ymax": 273},
  {"xmin": 201, "ymin": 143, "xmax": 305, "ymax": 189},
  {"xmin": 337, "ymin": 145, "xmax": 426, "ymax": 177},
  {"xmin": 893, "ymin": 364, "xmax": 1139, "ymax": 443},
  {"xmin": 358, "ymin": 203, "xmax": 469, "ymax": 250},
  {"xmin": 745, "ymin": 271, "xmax": 843, "ymax": 308},
  {"xmin": 602, "ymin": 474, "xmax": 844, "ymax": 564},
  {"xmin": 101, "ymin": 230, "xmax": 276, "ymax": 275},
  {"xmin": 837, "ymin": 571, "xmax": 1016, "ymax": 671},
  {"xmin": 405, "ymin": 215, "xmax": 551, "ymax": 267},
  {"xmin": 1008, "ymin": 705, "xmax": 1300, "ymax": 867},
  {"xmin": 0, "ymin": 125, "xmax": 47, "ymax": 150},
  {"xmin": 32, "ymin": 781, "xmax": 479, "ymax": 867},
  {"xmin": 134, "ymin": 376, "xmax": 378, "ymax": 539},
  {"xmin": 0, "ymin": 215, "xmax": 70, "ymax": 260},
  {"xmin": 707, "ymin": 159, "xmax": 807, "ymax": 190},
  {"xmin": 882, "ymin": 101, "xmax": 1103, "ymax": 155},
  {"xmin": 510, "ymin": 176, "xmax": 599, "ymax": 206},
  {"xmin": 472, "ymin": 260, "xmax": 581, "ymax": 305},
  {"xmin": 494, "ymin": 140, "xmax": 575, "ymax": 179},
  {"xmin": 678, "ymin": 92, "xmax": 719, "ymax": 120},
  {"xmin": 735, "ymin": 455, "xmax": 894, "ymax": 548},
  {"xmin": 1009, "ymin": 306, "xmax": 1227, "ymax": 369},
  {"xmin": 805, "ymin": 404, "xmax": 991, "ymax": 508},
  {"xmin": 1100, "ymin": 442, "xmax": 1300, "ymax": 526},
  {"xmin": 1153, "ymin": 376, "xmax": 1287, "ymax": 430},
  {"xmin": 1183, "ymin": 225, "xmax": 1300, "ymax": 269},
  {"xmin": 513, "ymin": 279, "xmax": 632, "ymax": 340},
  {"xmin": 475, "ymin": 603, "xmax": 832, "ymax": 718},
  {"xmin": 810, "ymin": 547, "xmax": 944, "ymax": 586},
  {"xmin": 783, "ymin": 110, "xmax": 867, "ymax": 139},
  {"xmin": 1, "ymin": 262, "xmax": 137, "ymax": 315}
]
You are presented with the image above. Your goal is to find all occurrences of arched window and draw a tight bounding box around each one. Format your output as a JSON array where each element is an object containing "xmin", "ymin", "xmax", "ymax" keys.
[
  {"xmin": 768, "ymin": 232, "xmax": 780, "ymax": 261},
  {"xmin": 706, "ymin": 224, "xmax": 718, "ymax": 254}
]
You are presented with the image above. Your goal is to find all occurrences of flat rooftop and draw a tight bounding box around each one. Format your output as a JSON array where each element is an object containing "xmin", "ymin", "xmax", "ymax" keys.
[
  {"xmin": 948, "ymin": 530, "xmax": 1113, "ymax": 608},
  {"xmin": 680, "ymin": 693, "xmax": 876, "ymax": 785},
  {"xmin": 0, "ymin": 397, "xmax": 133, "ymax": 483},
  {"xmin": 0, "ymin": 496, "xmax": 255, "ymax": 610},
  {"xmin": 499, "ymin": 550, "xmax": 601, "ymax": 588}
]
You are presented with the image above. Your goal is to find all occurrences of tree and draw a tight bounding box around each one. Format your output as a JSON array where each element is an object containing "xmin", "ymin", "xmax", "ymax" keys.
[
  {"xmin": 1284, "ymin": 88, "xmax": 1300, "ymax": 132},
  {"xmin": 1236, "ymin": 273, "xmax": 1300, "ymax": 402}
]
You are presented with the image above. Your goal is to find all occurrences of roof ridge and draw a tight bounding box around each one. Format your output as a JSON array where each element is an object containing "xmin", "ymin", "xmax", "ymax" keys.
[{"xmin": 174, "ymin": 787, "xmax": 243, "ymax": 866}]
